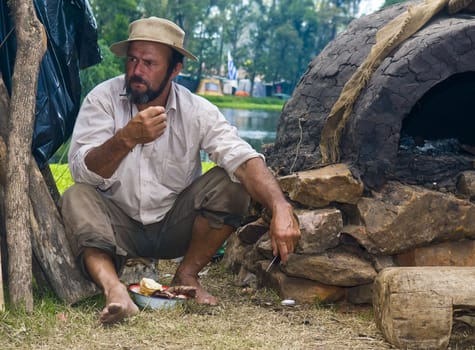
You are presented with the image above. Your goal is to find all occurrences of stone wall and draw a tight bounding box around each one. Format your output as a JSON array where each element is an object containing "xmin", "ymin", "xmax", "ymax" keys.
[{"xmin": 223, "ymin": 163, "xmax": 475, "ymax": 305}]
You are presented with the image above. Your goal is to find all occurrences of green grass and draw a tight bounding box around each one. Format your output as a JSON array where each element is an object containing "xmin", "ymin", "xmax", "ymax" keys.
[
  {"xmin": 50, "ymin": 163, "xmax": 74, "ymax": 194},
  {"xmin": 200, "ymin": 95, "xmax": 285, "ymax": 111},
  {"xmin": 0, "ymin": 261, "xmax": 389, "ymax": 350}
]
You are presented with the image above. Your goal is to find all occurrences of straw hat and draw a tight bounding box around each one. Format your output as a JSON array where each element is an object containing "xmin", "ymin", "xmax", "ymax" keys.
[{"xmin": 110, "ymin": 17, "xmax": 197, "ymax": 60}]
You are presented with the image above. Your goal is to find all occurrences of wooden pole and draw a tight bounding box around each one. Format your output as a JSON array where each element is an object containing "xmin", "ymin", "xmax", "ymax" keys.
[
  {"xmin": 29, "ymin": 159, "xmax": 99, "ymax": 303},
  {"xmin": 0, "ymin": 74, "xmax": 9, "ymax": 312},
  {"xmin": 0, "ymin": 253, "xmax": 3, "ymax": 312},
  {"xmin": 5, "ymin": 0, "xmax": 46, "ymax": 311},
  {"xmin": 0, "ymin": 186, "xmax": 4, "ymax": 312}
]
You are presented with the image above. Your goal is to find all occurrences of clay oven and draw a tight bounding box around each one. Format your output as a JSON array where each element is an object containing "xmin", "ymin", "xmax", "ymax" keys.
[
  {"xmin": 265, "ymin": 0, "xmax": 475, "ymax": 191},
  {"xmin": 224, "ymin": 0, "xmax": 475, "ymax": 307}
]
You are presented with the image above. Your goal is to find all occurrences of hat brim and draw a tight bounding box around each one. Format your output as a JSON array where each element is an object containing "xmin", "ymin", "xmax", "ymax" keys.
[{"xmin": 110, "ymin": 39, "xmax": 197, "ymax": 61}]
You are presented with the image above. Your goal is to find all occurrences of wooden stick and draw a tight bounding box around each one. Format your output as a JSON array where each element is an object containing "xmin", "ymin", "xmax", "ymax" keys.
[
  {"xmin": 5, "ymin": 0, "xmax": 46, "ymax": 311},
  {"xmin": 0, "ymin": 241, "xmax": 4, "ymax": 312},
  {"xmin": 0, "ymin": 138, "xmax": 6, "ymax": 311}
]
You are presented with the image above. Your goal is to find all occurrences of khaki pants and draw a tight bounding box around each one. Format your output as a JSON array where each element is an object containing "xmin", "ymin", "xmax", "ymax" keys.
[{"xmin": 59, "ymin": 167, "xmax": 250, "ymax": 278}]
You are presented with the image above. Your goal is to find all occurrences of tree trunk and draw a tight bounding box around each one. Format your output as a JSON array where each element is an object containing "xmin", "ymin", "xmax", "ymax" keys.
[
  {"xmin": 28, "ymin": 160, "xmax": 98, "ymax": 303},
  {"xmin": 0, "ymin": 138, "xmax": 5, "ymax": 312},
  {"xmin": 0, "ymin": 73, "xmax": 8, "ymax": 141},
  {"xmin": 5, "ymin": 0, "xmax": 47, "ymax": 311},
  {"xmin": 0, "ymin": 74, "xmax": 8, "ymax": 311},
  {"xmin": 40, "ymin": 165, "xmax": 61, "ymax": 204},
  {"xmin": 0, "ymin": 118, "xmax": 99, "ymax": 304}
]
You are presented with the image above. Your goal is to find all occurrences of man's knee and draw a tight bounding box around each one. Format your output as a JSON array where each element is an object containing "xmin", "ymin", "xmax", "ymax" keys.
[
  {"xmin": 195, "ymin": 167, "xmax": 250, "ymax": 229},
  {"xmin": 59, "ymin": 183, "xmax": 99, "ymax": 211},
  {"xmin": 201, "ymin": 167, "xmax": 250, "ymax": 214},
  {"xmin": 221, "ymin": 180, "xmax": 250, "ymax": 213}
]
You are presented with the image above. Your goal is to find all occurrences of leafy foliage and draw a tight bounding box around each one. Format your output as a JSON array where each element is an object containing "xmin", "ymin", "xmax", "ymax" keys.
[
  {"xmin": 79, "ymin": 40, "xmax": 123, "ymax": 100},
  {"xmin": 49, "ymin": 163, "xmax": 74, "ymax": 194},
  {"xmin": 90, "ymin": 0, "xmax": 141, "ymax": 44},
  {"xmin": 82, "ymin": 0, "xmax": 375, "ymax": 96}
]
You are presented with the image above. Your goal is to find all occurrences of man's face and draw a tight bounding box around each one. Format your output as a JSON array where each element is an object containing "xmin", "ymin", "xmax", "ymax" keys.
[{"xmin": 125, "ymin": 41, "xmax": 175, "ymax": 104}]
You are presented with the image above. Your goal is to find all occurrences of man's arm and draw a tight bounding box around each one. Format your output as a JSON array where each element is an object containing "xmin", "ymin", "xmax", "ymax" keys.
[
  {"xmin": 85, "ymin": 106, "xmax": 167, "ymax": 178},
  {"xmin": 234, "ymin": 157, "xmax": 300, "ymax": 262}
]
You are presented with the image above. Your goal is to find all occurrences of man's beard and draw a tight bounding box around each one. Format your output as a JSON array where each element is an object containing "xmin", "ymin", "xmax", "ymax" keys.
[{"xmin": 125, "ymin": 75, "xmax": 169, "ymax": 104}]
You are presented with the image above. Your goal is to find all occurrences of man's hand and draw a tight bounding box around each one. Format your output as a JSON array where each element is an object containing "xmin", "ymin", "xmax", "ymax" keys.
[
  {"xmin": 269, "ymin": 204, "xmax": 300, "ymax": 263},
  {"xmin": 84, "ymin": 106, "xmax": 167, "ymax": 178},
  {"xmin": 235, "ymin": 157, "xmax": 301, "ymax": 262},
  {"xmin": 121, "ymin": 106, "xmax": 167, "ymax": 147}
]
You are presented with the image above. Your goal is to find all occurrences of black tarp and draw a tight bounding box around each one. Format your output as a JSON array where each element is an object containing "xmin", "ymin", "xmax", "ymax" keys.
[{"xmin": 0, "ymin": 0, "xmax": 101, "ymax": 167}]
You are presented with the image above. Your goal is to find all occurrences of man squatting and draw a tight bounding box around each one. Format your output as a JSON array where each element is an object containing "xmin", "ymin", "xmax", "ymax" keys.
[{"xmin": 60, "ymin": 17, "xmax": 301, "ymax": 324}]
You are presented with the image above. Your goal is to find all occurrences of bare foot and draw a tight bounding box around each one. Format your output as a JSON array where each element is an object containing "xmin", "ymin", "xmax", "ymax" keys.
[
  {"xmin": 100, "ymin": 283, "xmax": 139, "ymax": 324},
  {"xmin": 172, "ymin": 273, "xmax": 218, "ymax": 305}
]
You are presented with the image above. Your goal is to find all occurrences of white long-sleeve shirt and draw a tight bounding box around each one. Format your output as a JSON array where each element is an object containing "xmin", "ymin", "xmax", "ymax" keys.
[{"xmin": 69, "ymin": 75, "xmax": 262, "ymax": 224}]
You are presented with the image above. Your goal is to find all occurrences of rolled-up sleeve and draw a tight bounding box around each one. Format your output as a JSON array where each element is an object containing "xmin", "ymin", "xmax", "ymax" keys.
[
  {"xmin": 69, "ymin": 144, "xmax": 105, "ymax": 185},
  {"xmin": 68, "ymin": 81, "xmax": 125, "ymax": 188}
]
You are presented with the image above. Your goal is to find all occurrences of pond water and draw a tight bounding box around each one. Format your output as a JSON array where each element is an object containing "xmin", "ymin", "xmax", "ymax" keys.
[{"xmin": 220, "ymin": 108, "xmax": 280, "ymax": 153}]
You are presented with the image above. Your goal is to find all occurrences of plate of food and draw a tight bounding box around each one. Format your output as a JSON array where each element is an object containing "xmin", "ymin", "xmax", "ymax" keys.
[{"xmin": 128, "ymin": 278, "xmax": 196, "ymax": 310}]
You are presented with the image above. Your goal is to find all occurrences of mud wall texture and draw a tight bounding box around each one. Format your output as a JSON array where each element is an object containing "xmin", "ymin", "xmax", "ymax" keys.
[{"xmin": 265, "ymin": 0, "xmax": 475, "ymax": 189}]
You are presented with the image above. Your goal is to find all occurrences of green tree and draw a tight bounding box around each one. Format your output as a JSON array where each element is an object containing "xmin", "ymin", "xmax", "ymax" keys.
[
  {"xmin": 241, "ymin": 0, "xmax": 362, "ymax": 92},
  {"xmin": 137, "ymin": 0, "xmax": 169, "ymax": 17},
  {"xmin": 78, "ymin": 0, "xmax": 142, "ymax": 99},
  {"xmin": 90, "ymin": 0, "xmax": 141, "ymax": 44},
  {"xmin": 220, "ymin": 0, "xmax": 253, "ymax": 69},
  {"xmin": 165, "ymin": 0, "xmax": 241, "ymax": 79},
  {"xmin": 264, "ymin": 0, "xmax": 318, "ymax": 87},
  {"xmin": 81, "ymin": 0, "xmax": 370, "ymax": 95},
  {"xmin": 79, "ymin": 40, "xmax": 123, "ymax": 99},
  {"xmin": 239, "ymin": 0, "xmax": 270, "ymax": 95},
  {"xmin": 314, "ymin": 0, "xmax": 361, "ymax": 53},
  {"xmin": 139, "ymin": 0, "xmax": 223, "ymax": 78}
]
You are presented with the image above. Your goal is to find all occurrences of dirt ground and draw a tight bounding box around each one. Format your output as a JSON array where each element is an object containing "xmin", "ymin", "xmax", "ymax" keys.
[
  {"xmin": 2, "ymin": 259, "xmax": 475, "ymax": 349},
  {"xmin": 169, "ymin": 259, "xmax": 475, "ymax": 350},
  {"xmin": 133, "ymin": 259, "xmax": 396, "ymax": 350}
]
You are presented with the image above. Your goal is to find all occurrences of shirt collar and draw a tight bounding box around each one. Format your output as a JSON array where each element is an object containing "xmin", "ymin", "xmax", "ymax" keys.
[
  {"xmin": 119, "ymin": 75, "xmax": 129, "ymax": 102},
  {"xmin": 166, "ymin": 82, "xmax": 178, "ymax": 113}
]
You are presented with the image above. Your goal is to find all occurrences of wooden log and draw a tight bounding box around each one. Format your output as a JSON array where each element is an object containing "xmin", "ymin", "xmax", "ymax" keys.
[
  {"xmin": 5, "ymin": 0, "xmax": 47, "ymax": 311},
  {"xmin": 0, "ymin": 189, "xmax": 3, "ymax": 312},
  {"xmin": 0, "ymin": 72, "xmax": 8, "ymax": 140},
  {"xmin": 28, "ymin": 159, "xmax": 99, "ymax": 304},
  {"xmin": 0, "ymin": 67, "xmax": 9, "ymax": 313},
  {"xmin": 373, "ymin": 267, "xmax": 475, "ymax": 350},
  {"xmin": 0, "ymin": 138, "xmax": 5, "ymax": 311},
  {"xmin": 0, "ymin": 207, "xmax": 3, "ymax": 313},
  {"xmin": 39, "ymin": 164, "xmax": 61, "ymax": 205}
]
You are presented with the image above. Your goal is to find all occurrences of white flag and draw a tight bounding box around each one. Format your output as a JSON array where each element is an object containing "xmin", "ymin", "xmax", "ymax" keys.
[{"xmin": 227, "ymin": 51, "xmax": 237, "ymax": 80}]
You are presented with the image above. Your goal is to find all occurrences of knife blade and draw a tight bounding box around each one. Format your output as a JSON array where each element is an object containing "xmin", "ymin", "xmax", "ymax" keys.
[{"xmin": 265, "ymin": 255, "xmax": 281, "ymax": 272}]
